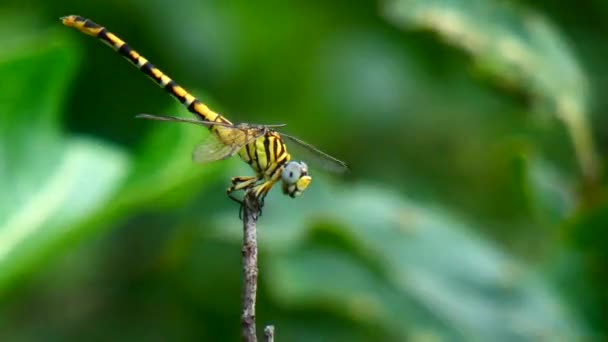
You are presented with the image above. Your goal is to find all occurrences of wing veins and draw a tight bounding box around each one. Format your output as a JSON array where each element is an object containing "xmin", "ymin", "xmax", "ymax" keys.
[
  {"xmin": 192, "ymin": 127, "xmax": 265, "ymax": 164},
  {"xmin": 279, "ymin": 132, "xmax": 349, "ymax": 173}
]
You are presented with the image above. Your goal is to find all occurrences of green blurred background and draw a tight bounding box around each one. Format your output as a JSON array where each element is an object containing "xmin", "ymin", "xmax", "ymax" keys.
[{"xmin": 0, "ymin": 0, "xmax": 607, "ymax": 340}]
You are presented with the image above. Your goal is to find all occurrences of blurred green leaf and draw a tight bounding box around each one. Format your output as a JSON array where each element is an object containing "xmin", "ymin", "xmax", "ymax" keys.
[
  {"xmin": 383, "ymin": 0, "xmax": 598, "ymax": 181},
  {"xmin": 275, "ymin": 186, "xmax": 585, "ymax": 340},
  {"xmin": 0, "ymin": 27, "xmax": 221, "ymax": 294},
  {"xmin": 0, "ymin": 29, "xmax": 129, "ymax": 292},
  {"xmin": 214, "ymin": 183, "xmax": 586, "ymax": 340},
  {"xmin": 567, "ymin": 196, "xmax": 608, "ymax": 260},
  {"xmin": 510, "ymin": 150, "xmax": 577, "ymax": 227},
  {"xmin": 559, "ymin": 196, "xmax": 608, "ymax": 334}
]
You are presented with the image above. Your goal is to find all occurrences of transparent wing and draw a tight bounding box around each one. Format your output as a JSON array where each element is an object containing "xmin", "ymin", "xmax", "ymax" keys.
[
  {"xmin": 192, "ymin": 126, "xmax": 265, "ymax": 164},
  {"xmin": 137, "ymin": 113, "xmax": 231, "ymax": 128},
  {"xmin": 279, "ymin": 132, "xmax": 349, "ymax": 174},
  {"xmin": 137, "ymin": 113, "xmax": 287, "ymax": 129},
  {"xmin": 136, "ymin": 113, "xmax": 267, "ymax": 164}
]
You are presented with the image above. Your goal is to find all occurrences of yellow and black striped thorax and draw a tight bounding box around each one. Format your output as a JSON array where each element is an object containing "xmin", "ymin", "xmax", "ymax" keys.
[
  {"xmin": 239, "ymin": 131, "xmax": 290, "ymax": 177},
  {"xmin": 60, "ymin": 15, "xmax": 231, "ymax": 129}
]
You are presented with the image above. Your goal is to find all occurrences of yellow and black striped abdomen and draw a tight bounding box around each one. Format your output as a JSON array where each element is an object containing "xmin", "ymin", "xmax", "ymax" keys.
[
  {"xmin": 239, "ymin": 132, "xmax": 290, "ymax": 179},
  {"xmin": 61, "ymin": 15, "xmax": 231, "ymax": 127}
]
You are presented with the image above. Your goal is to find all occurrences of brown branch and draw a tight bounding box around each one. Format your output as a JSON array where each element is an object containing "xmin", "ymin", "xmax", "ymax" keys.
[{"xmin": 241, "ymin": 191, "xmax": 260, "ymax": 342}]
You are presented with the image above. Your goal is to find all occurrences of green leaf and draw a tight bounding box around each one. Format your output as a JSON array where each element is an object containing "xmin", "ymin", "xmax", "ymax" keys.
[
  {"xmin": 513, "ymin": 153, "xmax": 577, "ymax": 225},
  {"xmin": 0, "ymin": 30, "xmax": 130, "ymax": 291},
  {"xmin": 0, "ymin": 26, "xmax": 221, "ymax": 294},
  {"xmin": 383, "ymin": 0, "xmax": 598, "ymax": 181},
  {"xmin": 214, "ymin": 184, "xmax": 587, "ymax": 340},
  {"xmin": 0, "ymin": 138, "xmax": 129, "ymax": 291}
]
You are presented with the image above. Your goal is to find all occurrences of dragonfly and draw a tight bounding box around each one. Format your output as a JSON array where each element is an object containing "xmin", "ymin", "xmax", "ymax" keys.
[{"xmin": 61, "ymin": 15, "xmax": 348, "ymax": 210}]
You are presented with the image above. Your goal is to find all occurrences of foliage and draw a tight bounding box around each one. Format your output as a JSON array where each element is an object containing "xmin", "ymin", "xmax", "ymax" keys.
[{"xmin": 0, "ymin": 0, "xmax": 607, "ymax": 340}]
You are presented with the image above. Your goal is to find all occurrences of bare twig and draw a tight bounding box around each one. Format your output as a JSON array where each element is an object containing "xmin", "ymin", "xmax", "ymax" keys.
[
  {"xmin": 264, "ymin": 325, "xmax": 275, "ymax": 342},
  {"xmin": 241, "ymin": 192, "xmax": 260, "ymax": 342}
]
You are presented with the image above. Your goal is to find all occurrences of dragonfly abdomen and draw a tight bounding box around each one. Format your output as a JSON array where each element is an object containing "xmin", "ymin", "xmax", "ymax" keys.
[{"xmin": 61, "ymin": 15, "xmax": 231, "ymax": 127}]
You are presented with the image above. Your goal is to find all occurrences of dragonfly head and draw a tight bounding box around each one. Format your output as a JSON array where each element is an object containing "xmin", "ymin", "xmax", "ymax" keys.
[{"xmin": 281, "ymin": 161, "xmax": 312, "ymax": 198}]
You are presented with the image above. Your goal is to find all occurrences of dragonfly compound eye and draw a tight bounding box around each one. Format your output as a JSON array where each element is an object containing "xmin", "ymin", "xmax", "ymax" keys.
[{"xmin": 281, "ymin": 161, "xmax": 302, "ymax": 184}]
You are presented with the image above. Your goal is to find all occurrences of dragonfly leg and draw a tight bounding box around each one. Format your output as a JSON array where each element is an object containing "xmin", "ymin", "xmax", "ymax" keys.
[
  {"xmin": 251, "ymin": 180, "xmax": 276, "ymax": 214},
  {"xmin": 231, "ymin": 176, "xmax": 258, "ymax": 185},
  {"xmin": 227, "ymin": 176, "xmax": 258, "ymax": 200},
  {"xmin": 227, "ymin": 176, "xmax": 260, "ymax": 217}
]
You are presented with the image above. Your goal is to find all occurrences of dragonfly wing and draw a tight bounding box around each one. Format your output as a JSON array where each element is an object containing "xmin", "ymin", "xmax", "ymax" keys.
[
  {"xmin": 137, "ymin": 113, "xmax": 216, "ymax": 127},
  {"xmin": 192, "ymin": 134, "xmax": 239, "ymax": 163},
  {"xmin": 280, "ymin": 132, "xmax": 349, "ymax": 174},
  {"xmin": 192, "ymin": 126, "xmax": 266, "ymax": 164},
  {"xmin": 137, "ymin": 113, "xmax": 239, "ymax": 129}
]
